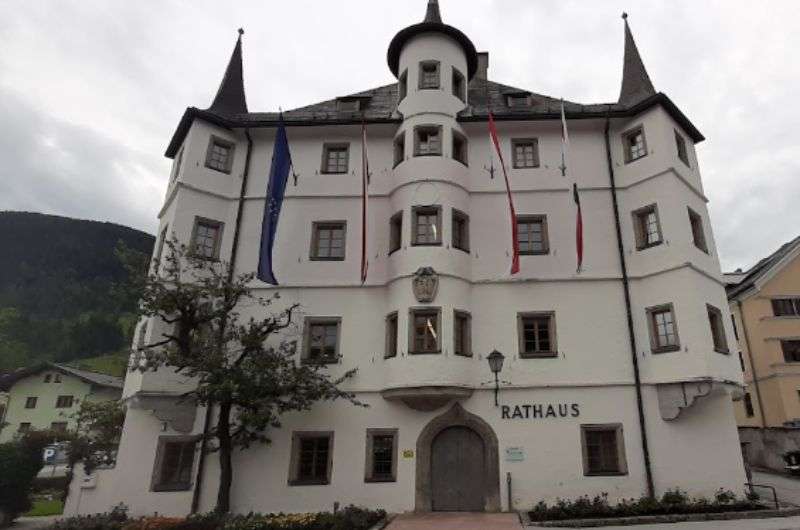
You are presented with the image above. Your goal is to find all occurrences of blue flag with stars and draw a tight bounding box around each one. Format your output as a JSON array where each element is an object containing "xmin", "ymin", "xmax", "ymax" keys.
[{"xmin": 257, "ymin": 118, "xmax": 292, "ymax": 285}]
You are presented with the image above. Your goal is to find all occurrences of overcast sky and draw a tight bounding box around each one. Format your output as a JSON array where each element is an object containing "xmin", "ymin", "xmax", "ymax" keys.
[{"xmin": 1, "ymin": 0, "xmax": 798, "ymax": 271}]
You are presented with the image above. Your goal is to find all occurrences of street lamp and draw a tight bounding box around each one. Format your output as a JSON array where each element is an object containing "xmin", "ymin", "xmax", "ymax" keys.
[{"xmin": 487, "ymin": 349, "xmax": 505, "ymax": 406}]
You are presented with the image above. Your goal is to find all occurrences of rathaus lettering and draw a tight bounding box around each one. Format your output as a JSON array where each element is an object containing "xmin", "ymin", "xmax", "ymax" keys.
[{"xmin": 501, "ymin": 403, "xmax": 580, "ymax": 419}]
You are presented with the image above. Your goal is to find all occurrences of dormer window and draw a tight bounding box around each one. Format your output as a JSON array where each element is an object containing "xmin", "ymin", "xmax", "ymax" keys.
[
  {"xmin": 414, "ymin": 125, "xmax": 442, "ymax": 156},
  {"xmin": 338, "ymin": 100, "xmax": 360, "ymax": 112},
  {"xmin": 419, "ymin": 61, "xmax": 440, "ymax": 89},
  {"xmin": 506, "ymin": 93, "xmax": 531, "ymax": 108}
]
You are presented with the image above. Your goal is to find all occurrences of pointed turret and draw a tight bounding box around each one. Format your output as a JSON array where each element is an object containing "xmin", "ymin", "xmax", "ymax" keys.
[
  {"xmin": 424, "ymin": 0, "xmax": 442, "ymax": 23},
  {"xmin": 208, "ymin": 29, "xmax": 248, "ymax": 115},
  {"xmin": 618, "ymin": 14, "xmax": 656, "ymax": 106}
]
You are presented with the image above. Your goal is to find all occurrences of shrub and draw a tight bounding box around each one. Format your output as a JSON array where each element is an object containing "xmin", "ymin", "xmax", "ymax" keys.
[{"xmin": 0, "ymin": 431, "xmax": 54, "ymax": 524}]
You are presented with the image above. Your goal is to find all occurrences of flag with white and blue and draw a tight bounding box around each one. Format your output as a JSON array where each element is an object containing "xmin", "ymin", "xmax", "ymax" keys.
[{"xmin": 257, "ymin": 117, "xmax": 292, "ymax": 285}]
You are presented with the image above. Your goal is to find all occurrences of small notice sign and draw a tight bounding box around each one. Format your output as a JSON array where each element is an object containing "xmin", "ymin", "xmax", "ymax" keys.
[
  {"xmin": 505, "ymin": 447, "xmax": 525, "ymax": 462},
  {"xmin": 402, "ymin": 450, "xmax": 414, "ymax": 459}
]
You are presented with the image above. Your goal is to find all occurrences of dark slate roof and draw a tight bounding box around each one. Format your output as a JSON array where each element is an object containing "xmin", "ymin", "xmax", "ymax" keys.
[
  {"xmin": 727, "ymin": 235, "xmax": 800, "ymax": 299},
  {"xmin": 207, "ymin": 30, "xmax": 248, "ymax": 115},
  {"xmin": 618, "ymin": 15, "xmax": 656, "ymax": 106},
  {"xmin": 0, "ymin": 363, "xmax": 123, "ymax": 392}
]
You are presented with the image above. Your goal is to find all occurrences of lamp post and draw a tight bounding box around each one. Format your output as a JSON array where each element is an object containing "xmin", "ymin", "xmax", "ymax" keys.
[{"xmin": 487, "ymin": 349, "xmax": 505, "ymax": 406}]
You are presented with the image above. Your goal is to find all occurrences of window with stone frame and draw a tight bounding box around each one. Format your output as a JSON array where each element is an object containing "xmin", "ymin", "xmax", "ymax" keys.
[
  {"xmin": 191, "ymin": 217, "xmax": 224, "ymax": 260},
  {"xmin": 454, "ymin": 310, "xmax": 472, "ymax": 357},
  {"xmin": 412, "ymin": 206, "xmax": 441, "ymax": 246},
  {"xmin": 772, "ymin": 298, "xmax": 800, "ymax": 317},
  {"xmin": 688, "ymin": 207, "xmax": 708, "ymax": 253},
  {"xmin": 675, "ymin": 130, "xmax": 690, "ymax": 167},
  {"xmin": 707, "ymin": 304, "xmax": 729, "ymax": 353},
  {"xmin": 205, "ymin": 136, "xmax": 235, "ymax": 173},
  {"xmin": 581, "ymin": 424, "xmax": 627, "ymax": 476},
  {"xmin": 289, "ymin": 432, "xmax": 333, "ymax": 485},
  {"xmin": 517, "ymin": 312, "xmax": 556, "ymax": 357},
  {"xmin": 647, "ymin": 304, "xmax": 680, "ymax": 353},
  {"xmin": 303, "ymin": 318, "xmax": 341, "ymax": 364},
  {"xmin": 51, "ymin": 422, "xmax": 68, "ymax": 433},
  {"xmin": 512, "ymin": 138, "xmax": 539, "ymax": 168},
  {"xmin": 451, "ymin": 209, "xmax": 469, "ymax": 252},
  {"xmin": 321, "ymin": 143, "xmax": 350, "ymax": 174},
  {"xmin": 452, "ymin": 130, "xmax": 468, "ymax": 166},
  {"xmin": 385, "ymin": 312, "xmax": 398, "ymax": 359},
  {"xmin": 419, "ymin": 60, "xmax": 440, "ymax": 89},
  {"xmin": 365, "ymin": 429, "xmax": 398, "ymax": 482},
  {"xmin": 783, "ymin": 340, "xmax": 800, "ymax": 363},
  {"xmin": 55, "ymin": 395, "xmax": 74, "ymax": 408},
  {"xmin": 393, "ymin": 133, "xmax": 405, "ymax": 168},
  {"xmin": 389, "ymin": 211, "xmax": 403, "ymax": 254},
  {"xmin": 743, "ymin": 393, "xmax": 755, "ymax": 417},
  {"xmin": 452, "ymin": 67, "xmax": 466, "ymax": 102},
  {"xmin": 398, "ymin": 69, "xmax": 408, "ymax": 101},
  {"xmin": 409, "ymin": 308, "xmax": 441, "ymax": 354},
  {"xmin": 310, "ymin": 221, "xmax": 346, "ymax": 260},
  {"xmin": 151, "ymin": 436, "xmax": 197, "ymax": 492},
  {"xmin": 516, "ymin": 215, "xmax": 549, "ymax": 255},
  {"xmin": 414, "ymin": 125, "xmax": 443, "ymax": 156},
  {"xmin": 632, "ymin": 204, "xmax": 662, "ymax": 250},
  {"xmin": 25, "ymin": 397, "xmax": 37, "ymax": 409},
  {"xmin": 622, "ymin": 126, "xmax": 647, "ymax": 163}
]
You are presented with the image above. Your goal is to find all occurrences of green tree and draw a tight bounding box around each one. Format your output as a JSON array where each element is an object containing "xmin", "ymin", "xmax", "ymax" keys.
[
  {"xmin": 123, "ymin": 239, "xmax": 364, "ymax": 513},
  {"xmin": 69, "ymin": 399, "xmax": 126, "ymax": 474}
]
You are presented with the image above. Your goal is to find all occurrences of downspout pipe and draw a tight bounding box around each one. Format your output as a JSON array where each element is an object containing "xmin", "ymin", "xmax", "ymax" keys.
[
  {"xmin": 737, "ymin": 299, "xmax": 766, "ymax": 428},
  {"xmin": 604, "ymin": 116, "xmax": 655, "ymax": 499},
  {"xmin": 191, "ymin": 128, "xmax": 254, "ymax": 514}
]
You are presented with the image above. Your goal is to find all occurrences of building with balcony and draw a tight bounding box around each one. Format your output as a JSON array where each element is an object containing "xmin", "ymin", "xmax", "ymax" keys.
[{"xmin": 66, "ymin": 1, "xmax": 745, "ymax": 516}]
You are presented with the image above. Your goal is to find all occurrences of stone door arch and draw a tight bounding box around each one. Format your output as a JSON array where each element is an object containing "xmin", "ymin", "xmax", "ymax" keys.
[{"xmin": 415, "ymin": 403, "xmax": 501, "ymax": 512}]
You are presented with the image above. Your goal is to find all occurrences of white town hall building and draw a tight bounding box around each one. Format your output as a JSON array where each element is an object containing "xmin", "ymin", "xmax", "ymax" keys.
[{"xmin": 67, "ymin": 0, "xmax": 746, "ymax": 516}]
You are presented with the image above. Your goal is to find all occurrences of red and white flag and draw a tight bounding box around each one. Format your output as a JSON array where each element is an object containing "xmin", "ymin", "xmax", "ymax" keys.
[
  {"xmin": 560, "ymin": 100, "xmax": 583, "ymax": 272},
  {"xmin": 488, "ymin": 112, "xmax": 520, "ymax": 275},
  {"xmin": 360, "ymin": 122, "xmax": 370, "ymax": 284}
]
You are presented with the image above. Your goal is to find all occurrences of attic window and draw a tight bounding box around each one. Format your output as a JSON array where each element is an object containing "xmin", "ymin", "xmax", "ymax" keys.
[
  {"xmin": 337, "ymin": 100, "xmax": 361, "ymax": 112},
  {"xmin": 506, "ymin": 94, "xmax": 531, "ymax": 108}
]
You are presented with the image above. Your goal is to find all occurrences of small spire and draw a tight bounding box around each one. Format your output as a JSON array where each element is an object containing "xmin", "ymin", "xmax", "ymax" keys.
[
  {"xmin": 424, "ymin": 0, "xmax": 442, "ymax": 24},
  {"xmin": 208, "ymin": 29, "xmax": 248, "ymax": 115},
  {"xmin": 618, "ymin": 14, "xmax": 656, "ymax": 106}
]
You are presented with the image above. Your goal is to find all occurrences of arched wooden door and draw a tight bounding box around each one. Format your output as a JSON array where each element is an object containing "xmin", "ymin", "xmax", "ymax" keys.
[{"xmin": 430, "ymin": 426, "xmax": 486, "ymax": 511}]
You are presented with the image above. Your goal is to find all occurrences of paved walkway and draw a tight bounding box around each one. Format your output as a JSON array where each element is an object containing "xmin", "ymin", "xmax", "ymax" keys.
[
  {"xmin": 754, "ymin": 470, "xmax": 800, "ymax": 507},
  {"xmin": 388, "ymin": 512, "xmax": 522, "ymax": 530},
  {"xmin": 585, "ymin": 516, "xmax": 800, "ymax": 529}
]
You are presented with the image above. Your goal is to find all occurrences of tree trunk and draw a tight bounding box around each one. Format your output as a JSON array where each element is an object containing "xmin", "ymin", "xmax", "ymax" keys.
[{"xmin": 215, "ymin": 399, "xmax": 233, "ymax": 513}]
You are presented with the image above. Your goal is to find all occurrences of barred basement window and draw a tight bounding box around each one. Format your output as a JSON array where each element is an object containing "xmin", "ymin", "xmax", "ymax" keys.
[
  {"xmin": 452, "ymin": 67, "xmax": 465, "ymax": 102},
  {"xmin": 743, "ymin": 393, "xmax": 754, "ymax": 417},
  {"xmin": 289, "ymin": 432, "xmax": 333, "ymax": 486},
  {"xmin": 365, "ymin": 429, "xmax": 398, "ymax": 482},
  {"xmin": 151, "ymin": 436, "xmax": 197, "ymax": 492},
  {"xmin": 517, "ymin": 312, "xmax": 557, "ymax": 358},
  {"xmin": 412, "ymin": 206, "xmax": 441, "ymax": 246},
  {"xmin": 55, "ymin": 395, "xmax": 74, "ymax": 409},
  {"xmin": 414, "ymin": 125, "xmax": 442, "ymax": 156},
  {"xmin": 321, "ymin": 143, "xmax": 350, "ymax": 174},
  {"xmin": 385, "ymin": 312, "xmax": 398, "ymax": 359},
  {"xmin": 516, "ymin": 215, "xmax": 549, "ymax": 255},
  {"xmin": 409, "ymin": 308, "xmax": 441, "ymax": 354},
  {"xmin": 772, "ymin": 298, "xmax": 800, "ymax": 317},
  {"xmin": 675, "ymin": 130, "xmax": 690, "ymax": 167},
  {"xmin": 622, "ymin": 126, "xmax": 647, "ymax": 163},
  {"xmin": 454, "ymin": 310, "xmax": 472, "ymax": 357},
  {"xmin": 303, "ymin": 317, "xmax": 341, "ymax": 365},
  {"xmin": 512, "ymin": 139, "xmax": 539, "ymax": 168},
  {"xmin": 707, "ymin": 304, "xmax": 729, "ymax": 353},
  {"xmin": 688, "ymin": 208, "xmax": 708, "ymax": 253},
  {"xmin": 581, "ymin": 424, "xmax": 628, "ymax": 476},
  {"xmin": 25, "ymin": 397, "xmax": 37, "ymax": 409},
  {"xmin": 783, "ymin": 340, "xmax": 800, "ymax": 363},
  {"xmin": 419, "ymin": 61, "xmax": 440, "ymax": 89},
  {"xmin": 647, "ymin": 304, "xmax": 680, "ymax": 353},
  {"xmin": 452, "ymin": 130, "xmax": 468, "ymax": 166},
  {"xmin": 389, "ymin": 211, "xmax": 403, "ymax": 254},
  {"xmin": 632, "ymin": 204, "xmax": 662, "ymax": 250},
  {"xmin": 310, "ymin": 221, "xmax": 346, "ymax": 260},
  {"xmin": 393, "ymin": 133, "xmax": 405, "ymax": 168},
  {"xmin": 205, "ymin": 136, "xmax": 235, "ymax": 173},
  {"xmin": 451, "ymin": 209, "xmax": 469, "ymax": 252},
  {"xmin": 191, "ymin": 217, "xmax": 224, "ymax": 260},
  {"xmin": 398, "ymin": 70, "xmax": 408, "ymax": 101}
]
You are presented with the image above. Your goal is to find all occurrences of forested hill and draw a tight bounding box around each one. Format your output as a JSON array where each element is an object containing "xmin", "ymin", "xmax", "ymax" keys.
[{"xmin": 0, "ymin": 211, "xmax": 154, "ymax": 370}]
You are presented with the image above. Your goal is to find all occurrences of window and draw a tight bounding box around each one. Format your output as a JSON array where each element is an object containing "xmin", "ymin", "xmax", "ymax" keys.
[
  {"xmin": 365, "ymin": 429, "xmax": 398, "ymax": 482},
  {"xmin": 706, "ymin": 305, "xmax": 728, "ymax": 353},
  {"xmin": 632, "ymin": 204, "xmax": 662, "ymax": 250},
  {"xmin": 289, "ymin": 432, "xmax": 333, "ymax": 485},
  {"xmin": 303, "ymin": 318, "xmax": 341, "ymax": 364},
  {"xmin": 44, "ymin": 374, "xmax": 52, "ymax": 383},
  {"xmin": 506, "ymin": 94, "xmax": 530, "ymax": 108},
  {"xmin": 419, "ymin": 61, "xmax": 440, "ymax": 89},
  {"xmin": 398, "ymin": 70, "xmax": 408, "ymax": 101},
  {"xmin": 738, "ymin": 352, "xmax": 745, "ymax": 372},
  {"xmin": 393, "ymin": 133, "xmax": 405, "ymax": 168},
  {"xmin": 516, "ymin": 215, "xmax": 549, "ymax": 255},
  {"xmin": 54, "ymin": 374, "xmax": 61, "ymax": 383},
  {"xmin": 414, "ymin": 125, "xmax": 442, "ymax": 156},
  {"xmin": 622, "ymin": 126, "xmax": 647, "ymax": 163},
  {"xmin": 154, "ymin": 225, "xmax": 169, "ymax": 269},
  {"xmin": 385, "ymin": 312, "xmax": 398, "ymax": 359},
  {"xmin": 647, "ymin": 304, "xmax": 680, "ymax": 353},
  {"xmin": 674, "ymin": 130, "xmax": 690, "ymax": 167},
  {"xmin": 18, "ymin": 423, "xmax": 31, "ymax": 433},
  {"xmin": 151, "ymin": 436, "xmax": 197, "ymax": 491},
  {"xmin": 191, "ymin": 217, "xmax": 224, "ymax": 260},
  {"xmin": 731, "ymin": 314, "xmax": 740, "ymax": 341},
  {"xmin": 412, "ymin": 206, "xmax": 441, "ymax": 246},
  {"xmin": 310, "ymin": 222, "xmax": 346, "ymax": 260},
  {"xmin": 56, "ymin": 395, "xmax": 74, "ymax": 408},
  {"xmin": 51, "ymin": 422, "xmax": 68, "ymax": 433},
  {"xmin": 452, "ymin": 68, "xmax": 465, "ymax": 102},
  {"xmin": 452, "ymin": 130, "xmax": 468, "ymax": 165},
  {"xmin": 454, "ymin": 310, "xmax": 472, "ymax": 357},
  {"xmin": 782, "ymin": 340, "xmax": 800, "ymax": 363},
  {"xmin": 451, "ymin": 209, "xmax": 469, "ymax": 252},
  {"xmin": 171, "ymin": 146, "xmax": 184, "ymax": 182},
  {"xmin": 337, "ymin": 99, "xmax": 360, "ymax": 112},
  {"xmin": 581, "ymin": 424, "xmax": 627, "ymax": 476},
  {"xmin": 409, "ymin": 308, "xmax": 441, "ymax": 354},
  {"xmin": 518, "ymin": 312, "xmax": 557, "ymax": 357},
  {"xmin": 388, "ymin": 212, "xmax": 403, "ymax": 254},
  {"xmin": 512, "ymin": 138, "xmax": 539, "ymax": 168},
  {"xmin": 773, "ymin": 299, "xmax": 800, "ymax": 317},
  {"xmin": 321, "ymin": 143, "xmax": 349, "ymax": 174},
  {"xmin": 205, "ymin": 136, "xmax": 234, "ymax": 173},
  {"xmin": 25, "ymin": 397, "xmax": 37, "ymax": 409},
  {"xmin": 743, "ymin": 393, "xmax": 754, "ymax": 417},
  {"xmin": 688, "ymin": 208, "xmax": 708, "ymax": 253}
]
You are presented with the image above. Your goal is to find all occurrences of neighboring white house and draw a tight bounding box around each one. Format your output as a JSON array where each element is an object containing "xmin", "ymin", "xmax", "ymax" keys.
[{"xmin": 66, "ymin": 0, "xmax": 746, "ymax": 517}]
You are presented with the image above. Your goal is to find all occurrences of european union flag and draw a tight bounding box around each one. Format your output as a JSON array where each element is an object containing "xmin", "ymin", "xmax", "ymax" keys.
[{"xmin": 257, "ymin": 118, "xmax": 292, "ymax": 285}]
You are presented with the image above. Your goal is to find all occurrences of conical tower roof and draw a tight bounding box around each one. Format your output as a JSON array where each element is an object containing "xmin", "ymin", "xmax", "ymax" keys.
[
  {"xmin": 618, "ymin": 14, "xmax": 656, "ymax": 105},
  {"xmin": 208, "ymin": 29, "xmax": 248, "ymax": 115}
]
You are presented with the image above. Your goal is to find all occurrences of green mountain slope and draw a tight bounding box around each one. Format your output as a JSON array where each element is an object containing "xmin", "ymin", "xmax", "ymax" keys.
[{"xmin": 0, "ymin": 211, "xmax": 154, "ymax": 370}]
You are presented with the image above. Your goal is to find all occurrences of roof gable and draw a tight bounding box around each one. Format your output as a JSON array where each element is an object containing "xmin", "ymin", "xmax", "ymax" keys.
[
  {"xmin": 727, "ymin": 235, "xmax": 800, "ymax": 300},
  {"xmin": 0, "ymin": 363, "xmax": 123, "ymax": 392}
]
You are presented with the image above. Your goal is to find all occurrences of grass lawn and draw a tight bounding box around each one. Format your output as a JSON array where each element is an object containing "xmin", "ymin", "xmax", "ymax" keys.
[{"xmin": 25, "ymin": 499, "xmax": 64, "ymax": 517}]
